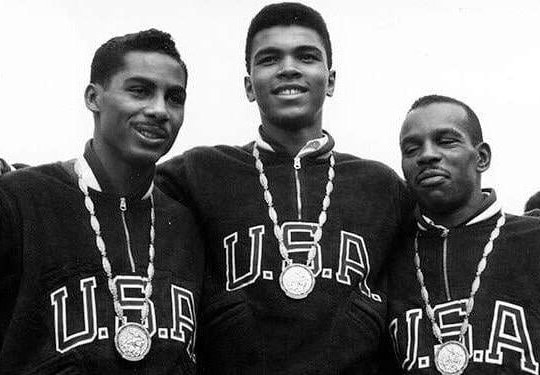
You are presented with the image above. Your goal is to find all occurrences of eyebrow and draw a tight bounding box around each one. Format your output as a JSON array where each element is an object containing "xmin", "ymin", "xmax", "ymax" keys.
[
  {"xmin": 124, "ymin": 76, "xmax": 186, "ymax": 92},
  {"xmin": 400, "ymin": 127, "xmax": 467, "ymax": 146},
  {"xmin": 253, "ymin": 44, "xmax": 324, "ymax": 59}
]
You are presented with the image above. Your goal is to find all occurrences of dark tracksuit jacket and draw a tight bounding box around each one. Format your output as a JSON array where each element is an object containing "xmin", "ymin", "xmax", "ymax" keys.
[
  {"xmin": 157, "ymin": 130, "xmax": 411, "ymax": 374},
  {"xmin": 388, "ymin": 191, "xmax": 540, "ymax": 374},
  {"xmin": 0, "ymin": 154, "xmax": 204, "ymax": 374}
]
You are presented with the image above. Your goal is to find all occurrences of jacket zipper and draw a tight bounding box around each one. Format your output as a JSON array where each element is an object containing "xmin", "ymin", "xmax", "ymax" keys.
[
  {"xmin": 119, "ymin": 197, "xmax": 136, "ymax": 273},
  {"xmin": 293, "ymin": 157, "xmax": 302, "ymax": 220},
  {"xmin": 441, "ymin": 229, "xmax": 451, "ymax": 301}
]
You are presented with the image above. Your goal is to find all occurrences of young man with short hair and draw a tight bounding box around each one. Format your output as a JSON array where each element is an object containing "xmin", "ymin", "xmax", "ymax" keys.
[
  {"xmin": 157, "ymin": 3, "xmax": 410, "ymax": 373},
  {"xmin": 0, "ymin": 29, "xmax": 203, "ymax": 373},
  {"xmin": 388, "ymin": 95, "xmax": 540, "ymax": 374}
]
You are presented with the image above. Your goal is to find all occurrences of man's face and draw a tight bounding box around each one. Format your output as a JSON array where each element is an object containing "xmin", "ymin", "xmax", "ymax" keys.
[
  {"xmin": 244, "ymin": 25, "xmax": 335, "ymax": 130},
  {"xmin": 400, "ymin": 102, "xmax": 488, "ymax": 214},
  {"xmin": 89, "ymin": 51, "xmax": 186, "ymax": 166}
]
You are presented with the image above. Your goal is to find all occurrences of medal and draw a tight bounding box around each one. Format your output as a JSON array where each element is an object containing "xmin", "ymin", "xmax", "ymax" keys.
[
  {"xmin": 279, "ymin": 263, "xmax": 316, "ymax": 299},
  {"xmin": 75, "ymin": 159, "xmax": 156, "ymax": 361},
  {"xmin": 413, "ymin": 213, "xmax": 505, "ymax": 375},
  {"xmin": 115, "ymin": 322, "xmax": 152, "ymax": 361},
  {"xmin": 252, "ymin": 142, "xmax": 335, "ymax": 299},
  {"xmin": 434, "ymin": 340, "xmax": 469, "ymax": 375}
]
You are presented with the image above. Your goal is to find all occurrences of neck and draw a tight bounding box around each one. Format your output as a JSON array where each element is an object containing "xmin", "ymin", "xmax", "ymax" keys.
[
  {"xmin": 262, "ymin": 122, "xmax": 324, "ymax": 156},
  {"xmin": 92, "ymin": 141, "xmax": 154, "ymax": 196},
  {"xmin": 423, "ymin": 190, "xmax": 486, "ymax": 228}
]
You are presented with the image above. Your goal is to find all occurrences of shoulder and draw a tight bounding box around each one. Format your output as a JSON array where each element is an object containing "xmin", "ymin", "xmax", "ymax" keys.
[
  {"xmin": 334, "ymin": 152, "xmax": 402, "ymax": 179},
  {"xmin": 158, "ymin": 144, "xmax": 255, "ymax": 178},
  {"xmin": 503, "ymin": 213, "xmax": 540, "ymax": 238},
  {"xmin": 0, "ymin": 162, "xmax": 72, "ymax": 194}
]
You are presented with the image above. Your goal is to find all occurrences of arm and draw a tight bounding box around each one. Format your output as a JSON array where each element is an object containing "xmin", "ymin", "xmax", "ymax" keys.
[{"xmin": 0, "ymin": 186, "xmax": 23, "ymax": 352}]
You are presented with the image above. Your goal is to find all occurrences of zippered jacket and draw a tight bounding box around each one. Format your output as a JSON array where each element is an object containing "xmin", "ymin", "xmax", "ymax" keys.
[
  {"xmin": 388, "ymin": 190, "xmax": 540, "ymax": 374},
  {"xmin": 0, "ymin": 158, "xmax": 204, "ymax": 374},
  {"xmin": 156, "ymin": 131, "xmax": 411, "ymax": 374}
]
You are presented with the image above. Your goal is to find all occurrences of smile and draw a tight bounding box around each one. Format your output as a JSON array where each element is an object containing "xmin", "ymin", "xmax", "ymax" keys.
[
  {"xmin": 272, "ymin": 85, "xmax": 308, "ymax": 97},
  {"xmin": 133, "ymin": 124, "xmax": 168, "ymax": 142}
]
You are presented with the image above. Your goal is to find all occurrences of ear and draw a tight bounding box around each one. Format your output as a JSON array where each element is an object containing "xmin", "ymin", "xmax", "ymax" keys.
[
  {"xmin": 476, "ymin": 142, "xmax": 491, "ymax": 173},
  {"xmin": 326, "ymin": 70, "xmax": 336, "ymax": 97},
  {"xmin": 84, "ymin": 83, "xmax": 102, "ymax": 113},
  {"xmin": 244, "ymin": 76, "xmax": 256, "ymax": 102}
]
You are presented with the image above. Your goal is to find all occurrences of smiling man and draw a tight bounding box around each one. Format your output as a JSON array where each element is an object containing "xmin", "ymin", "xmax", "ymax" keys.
[
  {"xmin": 388, "ymin": 95, "xmax": 540, "ymax": 374},
  {"xmin": 0, "ymin": 29, "xmax": 203, "ymax": 373},
  {"xmin": 157, "ymin": 3, "xmax": 410, "ymax": 374}
]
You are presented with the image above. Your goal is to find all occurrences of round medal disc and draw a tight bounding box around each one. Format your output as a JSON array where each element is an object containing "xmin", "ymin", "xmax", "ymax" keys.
[
  {"xmin": 115, "ymin": 322, "xmax": 152, "ymax": 361},
  {"xmin": 434, "ymin": 340, "xmax": 469, "ymax": 375},
  {"xmin": 279, "ymin": 263, "xmax": 315, "ymax": 299}
]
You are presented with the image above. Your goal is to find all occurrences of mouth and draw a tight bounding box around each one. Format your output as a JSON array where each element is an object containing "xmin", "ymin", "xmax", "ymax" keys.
[
  {"xmin": 132, "ymin": 123, "xmax": 168, "ymax": 142},
  {"xmin": 415, "ymin": 169, "xmax": 449, "ymax": 187},
  {"xmin": 272, "ymin": 85, "xmax": 308, "ymax": 97}
]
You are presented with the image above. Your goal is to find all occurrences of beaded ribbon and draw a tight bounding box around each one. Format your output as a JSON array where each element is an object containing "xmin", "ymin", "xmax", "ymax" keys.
[
  {"xmin": 252, "ymin": 143, "xmax": 335, "ymax": 266},
  {"xmin": 74, "ymin": 160, "xmax": 155, "ymax": 325},
  {"xmin": 414, "ymin": 212, "xmax": 506, "ymax": 343}
]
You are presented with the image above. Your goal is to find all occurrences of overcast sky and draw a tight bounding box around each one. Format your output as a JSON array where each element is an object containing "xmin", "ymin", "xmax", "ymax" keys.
[{"xmin": 1, "ymin": 0, "xmax": 539, "ymax": 213}]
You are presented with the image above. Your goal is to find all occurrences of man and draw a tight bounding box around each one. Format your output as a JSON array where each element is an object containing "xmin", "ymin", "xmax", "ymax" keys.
[
  {"xmin": 524, "ymin": 191, "xmax": 540, "ymax": 217},
  {"xmin": 0, "ymin": 29, "xmax": 203, "ymax": 373},
  {"xmin": 157, "ymin": 3, "xmax": 410, "ymax": 373},
  {"xmin": 388, "ymin": 95, "xmax": 540, "ymax": 374}
]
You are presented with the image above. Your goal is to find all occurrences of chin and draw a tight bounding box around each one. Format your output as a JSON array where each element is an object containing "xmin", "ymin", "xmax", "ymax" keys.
[{"xmin": 271, "ymin": 114, "xmax": 314, "ymax": 131}]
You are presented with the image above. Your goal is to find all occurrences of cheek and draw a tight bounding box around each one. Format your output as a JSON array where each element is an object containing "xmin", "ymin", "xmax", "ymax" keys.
[{"xmin": 401, "ymin": 158, "xmax": 417, "ymax": 180}]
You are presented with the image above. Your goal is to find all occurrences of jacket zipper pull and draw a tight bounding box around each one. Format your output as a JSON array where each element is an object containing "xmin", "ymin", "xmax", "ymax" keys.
[
  {"xmin": 120, "ymin": 197, "xmax": 127, "ymax": 212},
  {"xmin": 294, "ymin": 157, "xmax": 301, "ymax": 170}
]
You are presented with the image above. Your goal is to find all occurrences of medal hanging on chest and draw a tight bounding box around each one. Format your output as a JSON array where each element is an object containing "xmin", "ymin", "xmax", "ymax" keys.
[
  {"xmin": 252, "ymin": 143, "xmax": 335, "ymax": 299},
  {"xmin": 413, "ymin": 213, "xmax": 505, "ymax": 375},
  {"xmin": 75, "ymin": 160, "xmax": 155, "ymax": 361}
]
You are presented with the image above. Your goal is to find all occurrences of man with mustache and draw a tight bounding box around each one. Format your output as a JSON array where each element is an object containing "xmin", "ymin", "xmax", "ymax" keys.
[
  {"xmin": 0, "ymin": 29, "xmax": 203, "ymax": 373},
  {"xmin": 388, "ymin": 94, "xmax": 540, "ymax": 374},
  {"xmin": 157, "ymin": 2, "xmax": 410, "ymax": 374}
]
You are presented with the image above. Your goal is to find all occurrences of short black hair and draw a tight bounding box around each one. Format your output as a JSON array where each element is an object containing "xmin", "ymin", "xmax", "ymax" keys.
[
  {"xmin": 245, "ymin": 2, "xmax": 332, "ymax": 74},
  {"xmin": 408, "ymin": 95, "xmax": 483, "ymax": 145},
  {"xmin": 525, "ymin": 191, "xmax": 540, "ymax": 212},
  {"xmin": 90, "ymin": 29, "xmax": 187, "ymax": 87}
]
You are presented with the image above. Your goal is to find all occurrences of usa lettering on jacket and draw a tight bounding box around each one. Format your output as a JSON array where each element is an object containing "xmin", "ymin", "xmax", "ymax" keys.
[
  {"xmin": 390, "ymin": 299, "xmax": 539, "ymax": 374},
  {"xmin": 49, "ymin": 275, "xmax": 197, "ymax": 360},
  {"xmin": 223, "ymin": 221, "xmax": 381, "ymax": 302}
]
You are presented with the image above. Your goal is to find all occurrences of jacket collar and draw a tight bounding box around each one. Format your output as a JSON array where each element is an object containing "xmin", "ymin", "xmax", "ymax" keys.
[
  {"xmin": 417, "ymin": 188, "xmax": 501, "ymax": 234},
  {"xmin": 255, "ymin": 125, "xmax": 335, "ymax": 160},
  {"xmin": 77, "ymin": 140, "xmax": 153, "ymax": 200}
]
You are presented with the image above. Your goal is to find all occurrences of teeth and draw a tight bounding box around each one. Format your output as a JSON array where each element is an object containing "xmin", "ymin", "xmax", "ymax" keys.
[
  {"xmin": 278, "ymin": 88, "xmax": 302, "ymax": 95},
  {"xmin": 139, "ymin": 129, "xmax": 160, "ymax": 139}
]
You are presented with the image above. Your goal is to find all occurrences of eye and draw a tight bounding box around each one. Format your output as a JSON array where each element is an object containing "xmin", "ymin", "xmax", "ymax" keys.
[
  {"xmin": 167, "ymin": 90, "xmax": 186, "ymax": 106},
  {"xmin": 256, "ymin": 55, "xmax": 279, "ymax": 66},
  {"xmin": 439, "ymin": 137, "xmax": 459, "ymax": 146},
  {"xmin": 127, "ymin": 86, "xmax": 150, "ymax": 98},
  {"xmin": 401, "ymin": 144, "xmax": 419, "ymax": 156},
  {"xmin": 299, "ymin": 53, "xmax": 319, "ymax": 63}
]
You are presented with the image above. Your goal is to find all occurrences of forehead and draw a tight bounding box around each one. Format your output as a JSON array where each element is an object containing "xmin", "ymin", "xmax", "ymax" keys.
[
  {"xmin": 251, "ymin": 25, "xmax": 326, "ymax": 55},
  {"xmin": 111, "ymin": 51, "xmax": 186, "ymax": 88},
  {"xmin": 400, "ymin": 102, "xmax": 471, "ymax": 142}
]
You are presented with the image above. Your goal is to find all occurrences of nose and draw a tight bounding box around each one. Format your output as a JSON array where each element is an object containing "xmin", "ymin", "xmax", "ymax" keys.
[
  {"xmin": 277, "ymin": 56, "xmax": 302, "ymax": 79},
  {"xmin": 144, "ymin": 95, "xmax": 169, "ymax": 122},
  {"xmin": 417, "ymin": 142, "xmax": 442, "ymax": 165}
]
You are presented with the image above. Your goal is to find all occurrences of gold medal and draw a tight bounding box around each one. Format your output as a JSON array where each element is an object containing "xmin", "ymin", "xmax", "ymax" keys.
[
  {"xmin": 434, "ymin": 340, "xmax": 469, "ymax": 375},
  {"xmin": 279, "ymin": 263, "xmax": 315, "ymax": 299},
  {"xmin": 114, "ymin": 322, "xmax": 152, "ymax": 361}
]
